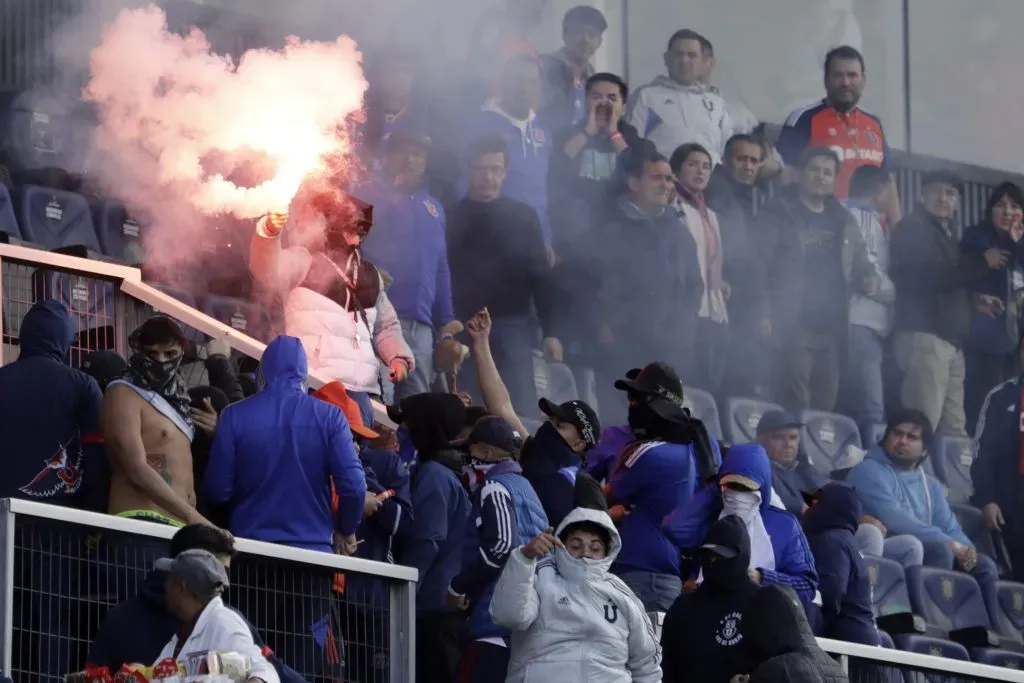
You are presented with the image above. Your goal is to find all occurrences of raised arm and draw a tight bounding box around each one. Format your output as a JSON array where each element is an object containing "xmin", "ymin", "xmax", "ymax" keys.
[
  {"xmin": 464, "ymin": 308, "xmax": 529, "ymax": 437},
  {"xmin": 249, "ymin": 213, "xmax": 313, "ymax": 292}
]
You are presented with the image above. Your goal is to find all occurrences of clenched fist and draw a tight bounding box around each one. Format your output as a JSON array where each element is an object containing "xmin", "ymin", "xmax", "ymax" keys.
[{"xmin": 263, "ymin": 212, "xmax": 289, "ymax": 237}]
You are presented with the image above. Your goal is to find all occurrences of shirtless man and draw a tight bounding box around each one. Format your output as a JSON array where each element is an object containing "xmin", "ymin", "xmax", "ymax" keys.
[{"xmin": 103, "ymin": 315, "xmax": 212, "ymax": 527}]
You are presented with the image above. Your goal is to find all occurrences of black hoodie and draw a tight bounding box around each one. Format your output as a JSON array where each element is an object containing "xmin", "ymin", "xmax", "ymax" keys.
[
  {"xmin": 742, "ymin": 585, "xmax": 850, "ymax": 683},
  {"xmin": 661, "ymin": 515, "xmax": 759, "ymax": 683}
]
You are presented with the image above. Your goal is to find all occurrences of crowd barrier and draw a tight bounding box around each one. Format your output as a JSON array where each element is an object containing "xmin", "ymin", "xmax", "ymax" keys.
[
  {"xmin": 0, "ymin": 498, "xmax": 417, "ymax": 683},
  {"xmin": 820, "ymin": 637, "xmax": 1024, "ymax": 683}
]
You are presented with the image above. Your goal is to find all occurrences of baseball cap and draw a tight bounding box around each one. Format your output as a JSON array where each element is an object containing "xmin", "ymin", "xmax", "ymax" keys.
[
  {"xmin": 538, "ymin": 398, "xmax": 601, "ymax": 450},
  {"xmin": 155, "ymin": 549, "xmax": 229, "ymax": 596},
  {"xmin": 614, "ymin": 362, "xmax": 687, "ymax": 420},
  {"xmin": 699, "ymin": 542, "xmax": 739, "ymax": 559},
  {"xmin": 755, "ymin": 410, "xmax": 804, "ymax": 437},
  {"xmin": 719, "ymin": 473, "xmax": 760, "ymax": 491},
  {"xmin": 80, "ymin": 350, "xmax": 127, "ymax": 389},
  {"xmin": 460, "ymin": 415, "xmax": 524, "ymax": 454},
  {"xmin": 312, "ymin": 381, "xmax": 380, "ymax": 439}
]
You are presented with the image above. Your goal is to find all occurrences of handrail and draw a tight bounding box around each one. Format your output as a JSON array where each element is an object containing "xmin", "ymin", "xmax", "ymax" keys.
[
  {"xmin": 818, "ymin": 637, "xmax": 1024, "ymax": 681},
  {"xmin": 0, "ymin": 498, "xmax": 417, "ymax": 582},
  {"xmin": 0, "ymin": 242, "xmax": 396, "ymax": 428}
]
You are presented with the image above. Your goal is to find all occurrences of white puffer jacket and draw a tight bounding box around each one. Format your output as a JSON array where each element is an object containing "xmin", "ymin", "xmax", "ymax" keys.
[
  {"xmin": 249, "ymin": 218, "xmax": 414, "ymax": 394},
  {"xmin": 490, "ymin": 508, "xmax": 662, "ymax": 683}
]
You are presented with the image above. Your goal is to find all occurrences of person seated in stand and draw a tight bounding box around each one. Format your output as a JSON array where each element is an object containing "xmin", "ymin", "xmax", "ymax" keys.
[
  {"xmin": 489, "ymin": 507, "xmax": 661, "ymax": 683},
  {"xmin": 249, "ymin": 177, "xmax": 414, "ymax": 398}
]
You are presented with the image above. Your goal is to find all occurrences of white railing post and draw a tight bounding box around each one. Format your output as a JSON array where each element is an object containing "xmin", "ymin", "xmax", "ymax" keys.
[
  {"xmin": 389, "ymin": 579, "xmax": 416, "ymax": 683},
  {"xmin": 0, "ymin": 500, "xmax": 15, "ymax": 675}
]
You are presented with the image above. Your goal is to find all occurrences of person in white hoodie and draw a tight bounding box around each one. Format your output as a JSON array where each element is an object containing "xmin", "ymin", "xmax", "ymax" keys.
[
  {"xmin": 489, "ymin": 507, "xmax": 662, "ymax": 683},
  {"xmin": 626, "ymin": 29, "xmax": 736, "ymax": 166},
  {"xmin": 249, "ymin": 178, "xmax": 414, "ymax": 397}
]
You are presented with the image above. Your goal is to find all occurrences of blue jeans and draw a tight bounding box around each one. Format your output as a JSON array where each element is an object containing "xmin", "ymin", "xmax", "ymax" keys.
[
  {"xmin": 922, "ymin": 540, "xmax": 1001, "ymax": 626},
  {"xmin": 457, "ymin": 315, "xmax": 539, "ymax": 417},
  {"xmin": 846, "ymin": 325, "xmax": 886, "ymax": 444},
  {"xmin": 383, "ymin": 319, "xmax": 435, "ymax": 403},
  {"xmin": 616, "ymin": 571, "xmax": 682, "ymax": 612}
]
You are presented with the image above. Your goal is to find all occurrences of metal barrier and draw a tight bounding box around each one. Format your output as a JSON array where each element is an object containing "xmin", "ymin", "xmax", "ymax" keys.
[
  {"xmin": 0, "ymin": 498, "xmax": 416, "ymax": 683},
  {"xmin": 820, "ymin": 637, "xmax": 1024, "ymax": 683}
]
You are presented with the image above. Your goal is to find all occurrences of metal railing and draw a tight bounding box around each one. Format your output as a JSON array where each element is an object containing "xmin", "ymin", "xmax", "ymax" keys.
[
  {"xmin": 0, "ymin": 498, "xmax": 416, "ymax": 683},
  {"xmin": 820, "ymin": 637, "xmax": 1024, "ymax": 683}
]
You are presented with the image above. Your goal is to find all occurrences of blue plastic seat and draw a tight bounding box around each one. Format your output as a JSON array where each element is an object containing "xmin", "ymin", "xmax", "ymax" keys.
[
  {"xmin": 906, "ymin": 566, "xmax": 991, "ymax": 633},
  {"xmin": 0, "ymin": 184, "xmax": 20, "ymax": 241},
  {"xmin": 33, "ymin": 273, "xmax": 115, "ymax": 338},
  {"xmin": 892, "ymin": 633, "xmax": 969, "ymax": 660},
  {"xmin": 201, "ymin": 295, "xmax": 270, "ymax": 342},
  {"xmin": 866, "ymin": 556, "xmax": 913, "ymax": 617},
  {"xmin": 799, "ymin": 409, "xmax": 862, "ymax": 476},
  {"xmin": 93, "ymin": 201, "xmax": 144, "ymax": 265},
  {"xmin": 685, "ymin": 387, "xmax": 723, "ymax": 441},
  {"xmin": 721, "ymin": 397, "xmax": 782, "ymax": 445},
  {"xmin": 970, "ymin": 647, "xmax": 1024, "ymax": 669},
  {"xmin": 16, "ymin": 186, "xmax": 99, "ymax": 250},
  {"xmin": 932, "ymin": 436, "xmax": 975, "ymax": 505},
  {"xmin": 992, "ymin": 580, "xmax": 1024, "ymax": 645}
]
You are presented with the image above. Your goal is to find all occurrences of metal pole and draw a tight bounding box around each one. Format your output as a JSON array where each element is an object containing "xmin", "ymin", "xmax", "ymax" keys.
[
  {"xmin": 0, "ymin": 501, "xmax": 15, "ymax": 675},
  {"xmin": 389, "ymin": 578, "xmax": 416, "ymax": 683}
]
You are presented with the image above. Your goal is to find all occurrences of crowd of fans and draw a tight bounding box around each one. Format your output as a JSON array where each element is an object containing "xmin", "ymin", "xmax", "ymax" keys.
[{"xmin": 3, "ymin": 1, "xmax": 1024, "ymax": 682}]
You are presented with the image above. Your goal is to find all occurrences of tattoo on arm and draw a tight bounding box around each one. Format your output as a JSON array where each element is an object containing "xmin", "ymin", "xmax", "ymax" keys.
[{"xmin": 146, "ymin": 453, "xmax": 173, "ymax": 486}]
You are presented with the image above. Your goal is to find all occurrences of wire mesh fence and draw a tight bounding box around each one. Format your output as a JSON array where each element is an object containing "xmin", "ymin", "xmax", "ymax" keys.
[{"xmin": 846, "ymin": 653, "xmax": 1023, "ymax": 683}]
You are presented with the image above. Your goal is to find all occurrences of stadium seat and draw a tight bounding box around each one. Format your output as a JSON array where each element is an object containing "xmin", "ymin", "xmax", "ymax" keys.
[
  {"xmin": 799, "ymin": 409, "xmax": 862, "ymax": 476},
  {"xmin": 0, "ymin": 184, "xmax": 21, "ymax": 241},
  {"xmin": 992, "ymin": 581, "xmax": 1024, "ymax": 645},
  {"xmin": 906, "ymin": 566, "xmax": 993, "ymax": 643},
  {"xmin": 867, "ymin": 556, "xmax": 914, "ymax": 617},
  {"xmin": 544, "ymin": 363, "xmax": 579, "ymax": 404},
  {"xmin": 201, "ymin": 295, "xmax": 270, "ymax": 342},
  {"xmin": 721, "ymin": 397, "xmax": 782, "ymax": 445},
  {"xmin": 948, "ymin": 503, "xmax": 1004, "ymax": 575},
  {"xmin": 16, "ymin": 186, "xmax": 99, "ymax": 250},
  {"xmin": 892, "ymin": 634, "xmax": 970, "ymax": 661},
  {"xmin": 879, "ymin": 630, "xmax": 894, "ymax": 648},
  {"xmin": 93, "ymin": 201, "xmax": 144, "ymax": 265},
  {"xmin": 684, "ymin": 387, "xmax": 723, "ymax": 441},
  {"xmin": 931, "ymin": 436, "xmax": 975, "ymax": 505},
  {"xmin": 970, "ymin": 648, "xmax": 1024, "ymax": 669},
  {"xmin": 32, "ymin": 272, "xmax": 115, "ymax": 344}
]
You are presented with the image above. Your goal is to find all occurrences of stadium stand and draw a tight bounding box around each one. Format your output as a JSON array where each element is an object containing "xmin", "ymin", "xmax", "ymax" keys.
[
  {"xmin": 905, "ymin": 566, "xmax": 996, "ymax": 647},
  {"xmin": 932, "ymin": 436, "xmax": 977, "ymax": 506},
  {"xmin": 92, "ymin": 200, "xmax": 144, "ymax": 265},
  {"xmin": 684, "ymin": 387, "xmax": 724, "ymax": 441},
  {"xmin": 15, "ymin": 186, "xmax": 99, "ymax": 251},
  {"xmin": 722, "ymin": 396, "xmax": 782, "ymax": 445},
  {"xmin": 0, "ymin": 185, "xmax": 20, "ymax": 242},
  {"xmin": 799, "ymin": 409, "xmax": 862, "ymax": 477}
]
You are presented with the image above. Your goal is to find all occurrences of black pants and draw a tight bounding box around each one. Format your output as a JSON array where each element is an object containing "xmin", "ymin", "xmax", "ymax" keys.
[
  {"xmin": 415, "ymin": 611, "xmax": 464, "ymax": 683},
  {"xmin": 690, "ymin": 319, "xmax": 729, "ymax": 394},
  {"xmin": 458, "ymin": 641, "xmax": 510, "ymax": 683},
  {"xmin": 342, "ymin": 606, "xmax": 389, "ymax": 683},
  {"xmin": 965, "ymin": 349, "xmax": 1017, "ymax": 434}
]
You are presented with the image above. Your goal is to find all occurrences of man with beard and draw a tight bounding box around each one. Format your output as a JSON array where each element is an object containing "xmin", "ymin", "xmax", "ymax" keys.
[
  {"xmin": 103, "ymin": 315, "xmax": 211, "ymax": 528},
  {"xmin": 250, "ymin": 178, "xmax": 414, "ymax": 397},
  {"xmin": 661, "ymin": 516, "xmax": 758, "ymax": 683}
]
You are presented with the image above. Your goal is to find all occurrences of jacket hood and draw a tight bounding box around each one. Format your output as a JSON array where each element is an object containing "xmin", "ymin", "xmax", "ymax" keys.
[
  {"xmin": 257, "ymin": 335, "xmax": 309, "ymax": 392},
  {"xmin": 651, "ymin": 75, "xmax": 708, "ymax": 94},
  {"xmin": 701, "ymin": 514, "xmax": 753, "ymax": 591},
  {"xmin": 19, "ymin": 299, "xmax": 74, "ymax": 361},
  {"xmin": 397, "ymin": 392, "xmax": 466, "ymax": 456},
  {"xmin": 802, "ymin": 481, "xmax": 862, "ymax": 536},
  {"xmin": 718, "ymin": 443, "xmax": 772, "ymax": 511},
  {"xmin": 553, "ymin": 507, "xmax": 621, "ymax": 580},
  {"xmin": 481, "ymin": 97, "xmax": 536, "ymax": 129},
  {"xmin": 743, "ymin": 585, "xmax": 817, "ymax": 658}
]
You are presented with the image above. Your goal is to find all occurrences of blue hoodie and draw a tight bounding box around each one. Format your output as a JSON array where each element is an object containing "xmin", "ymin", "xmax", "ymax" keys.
[
  {"xmin": 663, "ymin": 444, "xmax": 820, "ymax": 607},
  {"xmin": 358, "ymin": 181, "xmax": 455, "ymax": 329},
  {"xmin": 846, "ymin": 444, "xmax": 971, "ymax": 547},
  {"xmin": 0, "ymin": 299, "xmax": 104, "ymax": 508},
  {"xmin": 204, "ymin": 336, "xmax": 367, "ymax": 552},
  {"xmin": 609, "ymin": 436, "xmax": 722, "ymax": 576},
  {"xmin": 464, "ymin": 104, "xmax": 553, "ymax": 243},
  {"xmin": 802, "ymin": 482, "xmax": 881, "ymax": 646}
]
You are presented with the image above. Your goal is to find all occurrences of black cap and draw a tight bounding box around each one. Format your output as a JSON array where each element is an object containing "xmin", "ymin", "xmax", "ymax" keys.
[
  {"xmin": 563, "ymin": 5, "xmax": 608, "ymax": 32},
  {"xmin": 386, "ymin": 129, "xmax": 432, "ymax": 153},
  {"xmin": 755, "ymin": 409, "xmax": 804, "ymax": 436},
  {"xmin": 461, "ymin": 415, "xmax": 524, "ymax": 454},
  {"xmin": 699, "ymin": 515, "xmax": 747, "ymax": 559},
  {"xmin": 80, "ymin": 350, "xmax": 126, "ymax": 390},
  {"xmin": 538, "ymin": 398, "xmax": 601, "ymax": 450},
  {"xmin": 614, "ymin": 362, "xmax": 685, "ymax": 409},
  {"xmin": 920, "ymin": 169, "xmax": 963, "ymax": 193}
]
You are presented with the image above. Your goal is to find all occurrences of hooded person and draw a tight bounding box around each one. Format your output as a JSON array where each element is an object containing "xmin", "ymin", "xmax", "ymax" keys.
[
  {"xmin": 489, "ymin": 507, "xmax": 661, "ymax": 683},
  {"xmin": 663, "ymin": 443, "xmax": 820, "ymax": 611},
  {"xmin": 390, "ymin": 392, "xmax": 471, "ymax": 683},
  {"xmin": 249, "ymin": 177, "xmax": 414, "ymax": 397},
  {"xmin": 802, "ymin": 483, "xmax": 880, "ymax": 645},
  {"xmin": 605, "ymin": 362, "xmax": 722, "ymax": 612},
  {"xmin": 741, "ymin": 585, "xmax": 850, "ymax": 683},
  {"xmin": 661, "ymin": 515, "xmax": 759, "ymax": 683}
]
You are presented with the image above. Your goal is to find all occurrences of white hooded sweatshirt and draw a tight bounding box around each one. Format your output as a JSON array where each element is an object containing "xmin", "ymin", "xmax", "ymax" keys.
[{"xmin": 490, "ymin": 508, "xmax": 662, "ymax": 683}]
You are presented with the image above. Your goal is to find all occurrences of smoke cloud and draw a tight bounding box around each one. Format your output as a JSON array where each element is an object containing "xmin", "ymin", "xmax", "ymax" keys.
[{"xmin": 81, "ymin": 2, "xmax": 367, "ymax": 270}]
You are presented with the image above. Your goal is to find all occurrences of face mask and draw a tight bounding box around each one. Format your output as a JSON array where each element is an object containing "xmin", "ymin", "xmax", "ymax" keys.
[
  {"xmin": 462, "ymin": 459, "xmax": 496, "ymax": 492},
  {"xmin": 627, "ymin": 400, "xmax": 661, "ymax": 439},
  {"xmin": 722, "ymin": 489, "xmax": 761, "ymax": 520},
  {"xmin": 128, "ymin": 352, "xmax": 182, "ymax": 393},
  {"xmin": 533, "ymin": 421, "xmax": 572, "ymax": 452}
]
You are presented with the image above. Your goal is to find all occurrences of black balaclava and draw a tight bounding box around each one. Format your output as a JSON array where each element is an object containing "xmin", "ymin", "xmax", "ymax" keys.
[
  {"xmin": 701, "ymin": 515, "xmax": 753, "ymax": 592},
  {"xmin": 124, "ymin": 316, "xmax": 192, "ymax": 427},
  {"xmin": 396, "ymin": 393, "xmax": 467, "ymax": 468}
]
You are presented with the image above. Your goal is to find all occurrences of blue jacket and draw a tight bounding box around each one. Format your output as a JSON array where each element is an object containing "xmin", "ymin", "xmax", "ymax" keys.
[
  {"xmin": 87, "ymin": 571, "xmax": 304, "ymax": 683},
  {"xmin": 972, "ymin": 377, "xmax": 1024, "ymax": 512},
  {"xmin": 846, "ymin": 444, "xmax": 971, "ymax": 547},
  {"xmin": 663, "ymin": 443, "xmax": 820, "ymax": 607},
  {"xmin": 585, "ymin": 424, "xmax": 633, "ymax": 482},
  {"xmin": 464, "ymin": 105, "xmax": 553, "ymax": 243},
  {"xmin": 358, "ymin": 182, "xmax": 455, "ymax": 329},
  {"xmin": 454, "ymin": 460, "xmax": 547, "ymax": 639},
  {"xmin": 346, "ymin": 445, "xmax": 413, "ymax": 609},
  {"xmin": 960, "ymin": 220, "xmax": 1024, "ymax": 355},
  {"xmin": 0, "ymin": 300, "xmax": 104, "ymax": 509},
  {"xmin": 399, "ymin": 453, "xmax": 470, "ymax": 614},
  {"xmin": 609, "ymin": 437, "xmax": 722, "ymax": 576},
  {"xmin": 204, "ymin": 336, "xmax": 366, "ymax": 552},
  {"xmin": 802, "ymin": 482, "xmax": 881, "ymax": 646}
]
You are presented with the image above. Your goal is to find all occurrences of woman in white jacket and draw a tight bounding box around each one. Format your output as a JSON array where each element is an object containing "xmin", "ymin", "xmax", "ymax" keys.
[{"xmin": 489, "ymin": 507, "xmax": 662, "ymax": 683}]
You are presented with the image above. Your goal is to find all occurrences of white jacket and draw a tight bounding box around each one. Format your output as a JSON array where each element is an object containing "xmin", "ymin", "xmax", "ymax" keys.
[
  {"xmin": 155, "ymin": 596, "xmax": 279, "ymax": 683},
  {"xmin": 490, "ymin": 508, "xmax": 662, "ymax": 683},
  {"xmin": 626, "ymin": 76, "xmax": 735, "ymax": 165}
]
